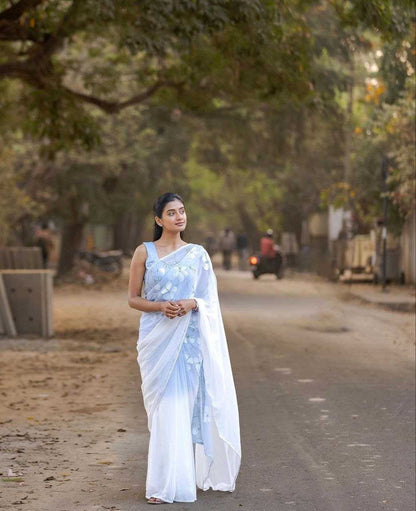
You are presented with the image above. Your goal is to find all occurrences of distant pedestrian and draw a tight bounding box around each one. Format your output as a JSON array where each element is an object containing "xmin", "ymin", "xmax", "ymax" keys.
[
  {"xmin": 34, "ymin": 221, "xmax": 54, "ymax": 269},
  {"xmin": 236, "ymin": 233, "xmax": 248, "ymax": 270},
  {"xmin": 218, "ymin": 227, "xmax": 236, "ymax": 270}
]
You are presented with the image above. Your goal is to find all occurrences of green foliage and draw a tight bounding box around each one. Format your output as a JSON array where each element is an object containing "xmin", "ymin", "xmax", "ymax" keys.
[
  {"xmin": 379, "ymin": 32, "xmax": 415, "ymax": 103},
  {"xmin": 120, "ymin": 0, "xmax": 264, "ymax": 54},
  {"xmin": 0, "ymin": 0, "xmax": 313, "ymax": 148},
  {"xmin": 0, "ymin": 146, "xmax": 41, "ymax": 245},
  {"xmin": 383, "ymin": 80, "xmax": 415, "ymax": 217},
  {"xmin": 186, "ymin": 152, "xmax": 283, "ymax": 245},
  {"xmin": 0, "ymin": 0, "xmax": 414, "ymax": 252},
  {"xmin": 18, "ymin": 104, "xmax": 192, "ymax": 231},
  {"xmin": 347, "ymin": 77, "xmax": 415, "ymax": 233},
  {"xmin": 25, "ymin": 88, "xmax": 101, "ymax": 153},
  {"xmin": 330, "ymin": 0, "xmax": 413, "ymax": 40}
]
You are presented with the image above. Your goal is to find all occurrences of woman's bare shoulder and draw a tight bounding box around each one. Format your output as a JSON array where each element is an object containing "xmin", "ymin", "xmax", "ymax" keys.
[{"xmin": 132, "ymin": 243, "xmax": 147, "ymax": 263}]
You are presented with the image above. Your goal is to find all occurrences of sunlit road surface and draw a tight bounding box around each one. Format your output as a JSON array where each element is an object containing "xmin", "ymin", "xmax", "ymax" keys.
[{"xmin": 2, "ymin": 270, "xmax": 413, "ymax": 511}]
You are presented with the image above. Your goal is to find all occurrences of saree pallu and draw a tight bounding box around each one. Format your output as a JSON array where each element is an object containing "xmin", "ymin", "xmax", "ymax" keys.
[{"xmin": 136, "ymin": 242, "xmax": 241, "ymax": 503}]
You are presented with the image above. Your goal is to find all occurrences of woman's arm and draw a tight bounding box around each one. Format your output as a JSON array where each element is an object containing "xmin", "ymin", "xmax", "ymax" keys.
[
  {"xmin": 127, "ymin": 244, "xmax": 181, "ymax": 318},
  {"xmin": 128, "ymin": 245, "xmax": 159, "ymax": 312}
]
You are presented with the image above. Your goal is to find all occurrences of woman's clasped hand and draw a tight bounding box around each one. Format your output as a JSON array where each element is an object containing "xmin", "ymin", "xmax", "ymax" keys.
[{"xmin": 159, "ymin": 299, "xmax": 196, "ymax": 319}]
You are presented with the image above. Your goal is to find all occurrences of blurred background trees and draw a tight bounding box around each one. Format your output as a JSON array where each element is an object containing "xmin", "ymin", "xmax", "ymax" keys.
[{"xmin": 0, "ymin": 0, "xmax": 414, "ymax": 274}]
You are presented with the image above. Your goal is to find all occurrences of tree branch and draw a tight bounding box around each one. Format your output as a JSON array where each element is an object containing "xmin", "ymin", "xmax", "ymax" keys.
[
  {"xmin": 0, "ymin": 59, "xmax": 33, "ymax": 80},
  {"xmin": 62, "ymin": 81, "xmax": 183, "ymax": 113},
  {"xmin": 0, "ymin": 56, "xmax": 55, "ymax": 89},
  {"xmin": 0, "ymin": 0, "xmax": 44, "ymax": 22},
  {"xmin": 0, "ymin": 22, "xmax": 35, "ymax": 41},
  {"xmin": 0, "ymin": 1, "xmax": 184, "ymax": 115},
  {"xmin": 0, "ymin": 0, "xmax": 46, "ymax": 41},
  {"xmin": 40, "ymin": 0, "xmax": 86, "ymax": 58},
  {"xmin": 0, "ymin": 0, "xmax": 83, "ymax": 50}
]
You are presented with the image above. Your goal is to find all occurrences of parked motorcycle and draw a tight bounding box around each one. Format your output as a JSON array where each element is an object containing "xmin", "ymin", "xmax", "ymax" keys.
[
  {"xmin": 78, "ymin": 250, "xmax": 123, "ymax": 275},
  {"xmin": 249, "ymin": 251, "xmax": 284, "ymax": 279}
]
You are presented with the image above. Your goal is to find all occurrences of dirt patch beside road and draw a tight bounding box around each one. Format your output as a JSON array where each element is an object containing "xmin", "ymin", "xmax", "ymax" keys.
[
  {"xmin": 0, "ymin": 271, "xmax": 142, "ymax": 510},
  {"xmin": 0, "ymin": 270, "xmax": 414, "ymax": 510}
]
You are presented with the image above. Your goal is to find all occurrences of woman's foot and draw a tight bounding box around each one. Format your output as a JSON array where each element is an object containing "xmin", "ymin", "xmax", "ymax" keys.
[{"xmin": 147, "ymin": 497, "xmax": 168, "ymax": 504}]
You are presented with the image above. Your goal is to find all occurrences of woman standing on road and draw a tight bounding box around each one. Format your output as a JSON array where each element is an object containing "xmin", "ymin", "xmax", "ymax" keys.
[{"xmin": 128, "ymin": 192, "xmax": 241, "ymax": 504}]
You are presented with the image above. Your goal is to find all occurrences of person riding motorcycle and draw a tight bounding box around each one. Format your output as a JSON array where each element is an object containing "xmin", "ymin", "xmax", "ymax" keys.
[
  {"xmin": 259, "ymin": 229, "xmax": 283, "ymax": 275},
  {"xmin": 260, "ymin": 229, "xmax": 277, "ymax": 258}
]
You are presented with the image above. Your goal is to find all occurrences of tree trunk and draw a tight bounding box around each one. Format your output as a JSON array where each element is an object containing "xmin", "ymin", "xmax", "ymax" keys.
[
  {"xmin": 294, "ymin": 107, "xmax": 305, "ymax": 156},
  {"xmin": 57, "ymin": 221, "xmax": 85, "ymax": 276},
  {"xmin": 113, "ymin": 212, "xmax": 129, "ymax": 253},
  {"xmin": 237, "ymin": 202, "xmax": 260, "ymax": 252},
  {"xmin": 113, "ymin": 209, "xmax": 145, "ymax": 255},
  {"xmin": 344, "ymin": 54, "xmax": 354, "ymax": 184}
]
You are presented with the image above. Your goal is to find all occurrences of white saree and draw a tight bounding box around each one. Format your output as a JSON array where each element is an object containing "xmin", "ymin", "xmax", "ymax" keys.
[{"xmin": 136, "ymin": 242, "xmax": 241, "ymax": 503}]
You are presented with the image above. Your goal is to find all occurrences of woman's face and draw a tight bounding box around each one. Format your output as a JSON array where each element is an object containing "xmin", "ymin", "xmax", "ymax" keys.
[{"xmin": 156, "ymin": 199, "xmax": 187, "ymax": 234}]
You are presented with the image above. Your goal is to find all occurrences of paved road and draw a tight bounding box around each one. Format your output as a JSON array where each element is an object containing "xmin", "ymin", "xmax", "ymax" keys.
[
  {"xmin": 117, "ymin": 272, "xmax": 413, "ymax": 511},
  {"xmin": 2, "ymin": 272, "xmax": 413, "ymax": 511},
  {"xmin": 217, "ymin": 274, "xmax": 414, "ymax": 511}
]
